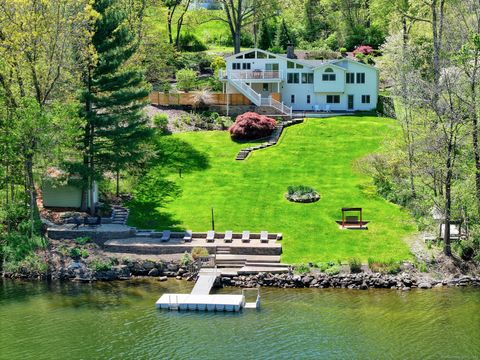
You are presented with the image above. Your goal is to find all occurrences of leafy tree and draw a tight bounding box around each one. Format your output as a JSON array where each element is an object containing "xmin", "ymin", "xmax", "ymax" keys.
[
  {"xmin": 217, "ymin": 0, "xmax": 279, "ymax": 53},
  {"xmin": 79, "ymin": 0, "xmax": 152, "ymax": 211},
  {"xmin": 303, "ymin": 0, "xmax": 330, "ymax": 42}
]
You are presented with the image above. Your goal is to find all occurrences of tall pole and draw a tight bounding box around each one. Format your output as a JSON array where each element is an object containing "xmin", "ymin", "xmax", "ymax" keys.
[{"xmin": 211, "ymin": 207, "xmax": 215, "ymax": 231}]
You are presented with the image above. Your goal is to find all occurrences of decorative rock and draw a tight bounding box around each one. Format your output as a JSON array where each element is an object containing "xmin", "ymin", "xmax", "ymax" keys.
[
  {"xmin": 418, "ymin": 282, "xmax": 432, "ymax": 289},
  {"xmin": 148, "ymin": 268, "xmax": 160, "ymax": 277},
  {"xmin": 158, "ymin": 276, "xmax": 168, "ymax": 282}
]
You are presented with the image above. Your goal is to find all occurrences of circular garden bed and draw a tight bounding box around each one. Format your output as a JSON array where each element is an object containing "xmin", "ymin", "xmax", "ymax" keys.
[{"xmin": 285, "ymin": 185, "xmax": 320, "ymax": 203}]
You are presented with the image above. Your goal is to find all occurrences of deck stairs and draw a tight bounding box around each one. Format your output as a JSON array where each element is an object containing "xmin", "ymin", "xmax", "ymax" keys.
[{"xmin": 229, "ymin": 78, "xmax": 292, "ymax": 116}]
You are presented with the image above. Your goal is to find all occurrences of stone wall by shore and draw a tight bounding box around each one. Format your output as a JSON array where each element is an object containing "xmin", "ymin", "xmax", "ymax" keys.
[{"xmin": 3, "ymin": 257, "xmax": 479, "ymax": 289}]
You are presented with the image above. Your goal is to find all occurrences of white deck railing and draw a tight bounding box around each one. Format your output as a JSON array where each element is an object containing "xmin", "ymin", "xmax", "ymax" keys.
[
  {"xmin": 260, "ymin": 96, "xmax": 293, "ymax": 116},
  {"xmin": 231, "ymin": 79, "xmax": 262, "ymax": 105},
  {"xmin": 219, "ymin": 69, "xmax": 283, "ymax": 81}
]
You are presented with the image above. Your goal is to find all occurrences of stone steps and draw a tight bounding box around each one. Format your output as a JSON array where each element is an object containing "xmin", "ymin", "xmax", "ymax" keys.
[{"xmin": 235, "ymin": 118, "xmax": 304, "ymax": 161}]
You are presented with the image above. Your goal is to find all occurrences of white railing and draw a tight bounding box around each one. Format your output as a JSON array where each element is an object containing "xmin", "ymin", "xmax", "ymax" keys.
[
  {"xmin": 231, "ymin": 79, "xmax": 261, "ymax": 105},
  {"xmin": 260, "ymin": 96, "xmax": 293, "ymax": 116},
  {"xmin": 219, "ymin": 69, "xmax": 283, "ymax": 81}
]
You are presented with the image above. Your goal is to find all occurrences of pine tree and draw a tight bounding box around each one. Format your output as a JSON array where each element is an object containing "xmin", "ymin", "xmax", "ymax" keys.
[
  {"xmin": 258, "ymin": 19, "xmax": 274, "ymax": 50},
  {"xmin": 275, "ymin": 19, "xmax": 292, "ymax": 51},
  {"xmin": 80, "ymin": 0, "xmax": 152, "ymax": 210}
]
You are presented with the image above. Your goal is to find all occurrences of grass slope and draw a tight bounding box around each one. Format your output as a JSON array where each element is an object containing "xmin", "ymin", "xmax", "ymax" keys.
[{"xmin": 128, "ymin": 116, "xmax": 416, "ymax": 264}]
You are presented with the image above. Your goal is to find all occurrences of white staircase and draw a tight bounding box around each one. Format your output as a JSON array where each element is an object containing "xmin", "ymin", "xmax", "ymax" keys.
[{"xmin": 228, "ymin": 78, "xmax": 292, "ymax": 116}]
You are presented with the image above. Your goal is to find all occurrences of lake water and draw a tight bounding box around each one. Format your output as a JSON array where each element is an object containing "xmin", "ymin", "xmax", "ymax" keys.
[{"xmin": 0, "ymin": 279, "xmax": 479, "ymax": 359}]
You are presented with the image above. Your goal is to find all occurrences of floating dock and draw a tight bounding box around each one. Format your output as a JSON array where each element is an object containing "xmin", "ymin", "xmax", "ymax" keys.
[{"xmin": 155, "ymin": 268, "xmax": 260, "ymax": 312}]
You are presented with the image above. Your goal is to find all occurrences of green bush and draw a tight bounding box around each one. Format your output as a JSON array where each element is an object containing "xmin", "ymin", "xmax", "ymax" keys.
[
  {"xmin": 90, "ymin": 259, "xmax": 112, "ymax": 271},
  {"xmin": 368, "ymin": 258, "xmax": 401, "ymax": 274},
  {"xmin": 294, "ymin": 263, "xmax": 310, "ymax": 274},
  {"xmin": 153, "ymin": 114, "xmax": 169, "ymax": 133},
  {"xmin": 177, "ymin": 32, "xmax": 208, "ymax": 52},
  {"xmin": 349, "ymin": 258, "xmax": 362, "ymax": 273},
  {"xmin": 176, "ymin": 68, "xmax": 197, "ymax": 92},
  {"xmin": 325, "ymin": 265, "xmax": 341, "ymax": 275},
  {"xmin": 69, "ymin": 247, "xmax": 82, "ymax": 259},
  {"xmin": 180, "ymin": 252, "xmax": 193, "ymax": 266},
  {"xmin": 3, "ymin": 254, "xmax": 48, "ymax": 273},
  {"xmin": 74, "ymin": 236, "xmax": 91, "ymax": 245}
]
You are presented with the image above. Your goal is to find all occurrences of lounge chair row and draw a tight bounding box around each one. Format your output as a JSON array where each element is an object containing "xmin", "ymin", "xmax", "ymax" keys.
[
  {"xmin": 206, "ymin": 230, "xmax": 270, "ymax": 243},
  {"xmin": 156, "ymin": 230, "xmax": 280, "ymax": 243}
]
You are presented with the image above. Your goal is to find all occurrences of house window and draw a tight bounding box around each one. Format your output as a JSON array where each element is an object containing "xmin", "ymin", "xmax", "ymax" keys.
[
  {"xmin": 287, "ymin": 73, "xmax": 299, "ymax": 84},
  {"xmin": 245, "ymin": 51, "xmax": 255, "ymax": 59},
  {"xmin": 263, "ymin": 83, "xmax": 269, "ymax": 91},
  {"xmin": 291, "ymin": 95, "xmax": 295, "ymax": 103},
  {"xmin": 326, "ymin": 95, "xmax": 340, "ymax": 104},
  {"xmin": 232, "ymin": 63, "xmax": 241, "ymax": 70},
  {"xmin": 307, "ymin": 95, "xmax": 311, "ymax": 104},
  {"xmin": 257, "ymin": 51, "xmax": 267, "ymax": 59},
  {"xmin": 242, "ymin": 63, "xmax": 251, "ymax": 70},
  {"xmin": 287, "ymin": 61, "xmax": 295, "ymax": 69},
  {"xmin": 296, "ymin": 63, "xmax": 304, "ymax": 69},
  {"xmin": 356, "ymin": 72, "xmax": 365, "ymax": 83},
  {"xmin": 322, "ymin": 68, "xmax": 336, "ymax": 81},
  {"xmin": 346, "ymin": 73, "xmax": 355, "ymax": 83},
  {"xmin": 361, "ymin": 95, "xmax": 371, "ymax": 104},
  {"xmin": 302, "ymin": 73, "xmax": 314, "ymax": 84}
]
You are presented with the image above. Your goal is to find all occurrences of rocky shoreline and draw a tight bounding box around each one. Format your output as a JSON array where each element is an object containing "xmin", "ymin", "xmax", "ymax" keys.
[{"xmin": 3, "ymin": 257, "xmax": 479, "ymax": 290}]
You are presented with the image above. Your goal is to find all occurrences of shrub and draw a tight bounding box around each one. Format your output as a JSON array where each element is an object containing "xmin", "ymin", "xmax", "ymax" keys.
[
  {"xmin": 210, "ymin": 56, "xmax": 226, "ymax": 72},
  {"xmin": 69, "ymin": 247, "xmax": 82, "ymax": 259},
  {"xmin": 180, "ymin": 252, "xmax": 193, "ymax": 266},
  {"xmin": 177, "ymin": 32, "xmax": 208, "ymax": 52},
  {"xmin": 153, "ymin": 114, "xmax": 169, "ymax": 133},
  {"xmin": 353, "ymin": 45, "xmax": 374, "ymax": 55},
  {"xmin": 74, "ymin": 236, "xmax": 91, "ymax": 245},
  {"xmin": 349, "ymin": 258, "xmax": 362, "ymax": 273},
  {"xmin": 325, "ymin": 265, "xmax": 341, "ymax": 275},
  {"xmin": 228, "ymin": 112, "xmax": 277, "ymax": 140},
  {"xmin": 368, "ymin": 258, "xmax": 401, "ymax": 274},
  {"xmin": 191, "ymin": 246, "xmax": 209, "ymax": 259},
  {"xmin": 454, "ymin": 240, "xmax": 475, "ymax": 261},
  {"xmin": 90, "ymin": 259, "xmax": 112, "ymax": 271},
  {"xmin": 176, "ymin": 68, "xmax": 197, "ymax": 92},
  {"xmin": 294, "ymin": 263, "xmax": 310, "ymax": 274},
  {"xmin": 286, "ymin": 185, "xmax": 320, "ymax": 203}
]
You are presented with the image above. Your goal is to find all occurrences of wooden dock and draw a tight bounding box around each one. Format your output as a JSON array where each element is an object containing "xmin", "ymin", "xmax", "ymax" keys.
[{"xmin": 155, "ymin": 268, "xmax": 260, "ymax": 312}]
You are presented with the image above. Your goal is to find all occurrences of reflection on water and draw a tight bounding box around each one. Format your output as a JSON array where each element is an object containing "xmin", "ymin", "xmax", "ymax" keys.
[{"xmin": 0, "ymin": 279, "xmax": 479, "ymax": 359}]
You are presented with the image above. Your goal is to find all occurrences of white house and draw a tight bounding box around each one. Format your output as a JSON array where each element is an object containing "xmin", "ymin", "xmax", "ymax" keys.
[{"xmin": 219, "ymin": 47, "xmax": 379, "ymax": 115}]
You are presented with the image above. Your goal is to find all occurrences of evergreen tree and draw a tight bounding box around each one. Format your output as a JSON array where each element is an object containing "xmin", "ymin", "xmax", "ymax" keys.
[
  {"xmin": 80, "ymin": 0, "xmax": 152, "ymax": 210},
  {"xmin": 275, "ymin": 19, "xmax": 292, "ymax": 51},
  {"xmin": 258, "ymin": 19, "xmax": 274, "ymax": 50}
]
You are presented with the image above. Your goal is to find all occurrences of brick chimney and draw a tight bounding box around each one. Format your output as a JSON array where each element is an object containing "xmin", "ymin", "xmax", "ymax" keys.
[{"xmin": 286, "ymin": 43, "xmax": 296, "ymax": 59}]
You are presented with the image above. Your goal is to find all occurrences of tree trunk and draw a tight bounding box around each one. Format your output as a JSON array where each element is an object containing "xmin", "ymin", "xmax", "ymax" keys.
[
  {"xmin": 234, "ymin": 31, "xmax": 241, "ymax": 54},
  {"xmin": 116, "ymin": 169, "xmax": 120, "ymax": 197},
  {"xmin": 443, "ymin": 143, "xmax": 453, "ymax": 256},
  {"xmin": 24, "ymin": 153, "xmax": 37, "ymax": 238}
]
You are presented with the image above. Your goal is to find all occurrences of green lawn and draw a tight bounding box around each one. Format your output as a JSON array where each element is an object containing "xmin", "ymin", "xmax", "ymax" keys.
[{"xmin": 128, "ymin": 116, "xmax": 416, "ymax": 264}]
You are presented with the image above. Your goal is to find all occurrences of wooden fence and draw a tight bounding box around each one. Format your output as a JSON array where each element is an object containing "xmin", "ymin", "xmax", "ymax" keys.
[{"xmin": 149, "ymin": 91, "xmax": 281, "ymax": 107}]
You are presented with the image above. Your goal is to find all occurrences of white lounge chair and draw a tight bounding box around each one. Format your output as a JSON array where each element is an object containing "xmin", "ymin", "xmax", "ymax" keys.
[
  {"xmin": 325, "ymin": 104, "xmax": 331, "ymax": 112},
  {"xmin": 242, "ymin": 230, "xmax": 250, "ymax": 243},
  {"xmin": 206, "ymin": 230, "xmax": 215, "ymax": 242},
  {"xmin": 224, "ymin": 230, "xmax": 233, "ymax": 243},
  {"xmin": 183, "ymin": 230, "xmax": 192, "ymax": 242},
  {"xmin": 260, "ymin": 231, "xmax": 269, "ymax": 243},
  {"xmin": 161, "ymin": 230, "xmax": 171, "ymax": 242},
  {"xmin": 314, "ymin": 104, "xmax": 320, "ymax": 112}
]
